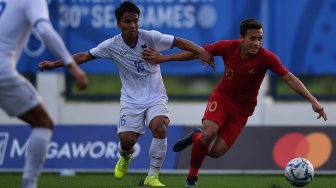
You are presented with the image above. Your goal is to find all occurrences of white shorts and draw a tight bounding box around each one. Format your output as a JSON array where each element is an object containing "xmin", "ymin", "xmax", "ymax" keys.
[
  {"xmin": 117, "ymin": 102, "xmax": 170, "ymax": 135},
  {"xmin": 0, "ymin": 79, "xmax": 42, "ymax": 117}
]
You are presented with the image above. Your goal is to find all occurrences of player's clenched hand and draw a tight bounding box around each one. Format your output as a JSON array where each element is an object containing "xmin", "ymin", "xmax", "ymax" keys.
[
  {"xmin": 39, "ymin": 61, "xmax": 55, "ymax": 71},
  {"xmin": 67, "ymin": 63, "xmax": 88, "ymax": 91},
  {"xmin": 141, "ymin": 48, "xmax": 164, "ymax": 64},
  {"xmin": 312, "ymin": 102, "xmax": 327, "ymax": 121}
]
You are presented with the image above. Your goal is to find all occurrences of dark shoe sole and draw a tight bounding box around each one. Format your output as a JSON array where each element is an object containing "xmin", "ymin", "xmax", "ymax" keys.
[{"xmin": 173, "ymin": 127, "xmax": 201, "ymax": 152}]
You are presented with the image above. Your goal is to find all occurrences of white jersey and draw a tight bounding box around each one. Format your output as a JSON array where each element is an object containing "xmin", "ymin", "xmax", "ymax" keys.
[
  {"xmin": 0, "ymin": 0, "xmax": 47, "ymax": 83},
  {"xmin": 0, "ymin": 0, "xmax": 73, "ymax": 86},
  {"xmin": 90, "ymin": 29, "xmax": 175, "ymax": 108}
]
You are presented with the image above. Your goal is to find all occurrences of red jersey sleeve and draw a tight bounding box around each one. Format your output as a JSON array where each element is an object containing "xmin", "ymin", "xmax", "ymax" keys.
[{"xmin": 264, "ymin": 49, "xmax": 289, "ymax": 77}]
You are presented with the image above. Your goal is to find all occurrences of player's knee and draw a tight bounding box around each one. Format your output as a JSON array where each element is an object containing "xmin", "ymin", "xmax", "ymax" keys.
[
  {"xmin": 200, "ymin": 131, "xmax": 216, "ymax": 145},
  {"xmin": 151, "ymin": 124, "xmax": 167, "ymax": 139},
  {"xmin": 40, "ymin": 115, "xmax": 53, "ymax": 129},
  {"xmin": 208, "ymin": 139, "xmax": 228, "ymax": 158},
  {"xmin": 43, "ymin": 117, "xmax": 54, "ymax": 129},
  {"xmin": 119, "ymin": 133, "xmax": 137, "ymax": 150},
  {"xmin": 150, "ymin": 117, "xmax": 168, "ymax": 138},
  {"xmin": 31, "ymin": 116, "xmax": 54, "ymax": 130},
  {"xmin": 120, "ymin": 141, "xmax": 135, "ymax": 151}
]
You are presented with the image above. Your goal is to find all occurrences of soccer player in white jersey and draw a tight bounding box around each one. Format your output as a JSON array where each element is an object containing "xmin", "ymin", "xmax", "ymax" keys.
[
  {"xmin": 0, "ymin": 0, "xmax": 88, "ymax": 188},
  {"xmin": 39, "ymin": 1, "xmax": 213, "ymax": 186}
]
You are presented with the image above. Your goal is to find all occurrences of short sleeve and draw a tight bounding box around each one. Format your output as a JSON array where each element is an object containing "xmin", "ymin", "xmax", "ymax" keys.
[
  {"xmin": 148, "ymin": 30, "xmax": 175, "ymax": 51},
  {"xmin": 89, "ymin": 39, "xmax": 113, "ymax": 59},
  {"xmin": 266, "ymin": 50, "xmax": 289, "ymax": 77}
]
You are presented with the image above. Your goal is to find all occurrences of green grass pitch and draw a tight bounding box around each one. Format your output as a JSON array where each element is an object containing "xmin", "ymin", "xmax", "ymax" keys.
[{"xmin": 1, "ymin": 173, "xmax": 334, "ymax": 188}]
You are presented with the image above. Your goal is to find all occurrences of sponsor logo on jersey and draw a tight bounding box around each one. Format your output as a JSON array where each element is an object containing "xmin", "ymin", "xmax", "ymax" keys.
[
  {"xmin": 120, "ymin": 50, "xmax": 127, "ymax": 55},
  {"xmin": 120, "ymin": 47, "xmax": 128, "ymax": 55}
]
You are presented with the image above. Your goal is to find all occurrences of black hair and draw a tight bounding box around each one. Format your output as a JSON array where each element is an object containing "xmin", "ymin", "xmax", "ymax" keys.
[
  {"xmin": 115, "ymin": 1, "xmax": 140, "ymax": 21},
  {"xmin": 240, "ymin": 19, "xmax": 263, "ymax": 36}
]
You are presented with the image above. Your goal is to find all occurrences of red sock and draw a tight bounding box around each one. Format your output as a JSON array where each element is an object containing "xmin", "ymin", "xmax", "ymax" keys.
[{"xmin": 188, "ymin": 137, "xmax": 208, "ymax": 178}]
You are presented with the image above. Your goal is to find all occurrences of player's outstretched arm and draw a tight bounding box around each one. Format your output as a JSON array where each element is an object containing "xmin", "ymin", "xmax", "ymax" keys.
[
  {"xmin": 39, "ymin": 60, "xmax": 63, "ymax": 71},
  {"xmin": 39, "ymin": 59, "xmax": 89, "ymax": 91},
  {"xmin": 142, "ymin": 48, "xmax": 197, "ymax": 64},
  {"xmin": 142, "ymin": 48, "xmax": 215, "ymax": 69},
  {"xmin": 39, "ymin": 52, "xmax": 95, "ymax": 71},
  {"xmin": 39, "ymin": 52, "xmax": 94, "ymax": 90},
  {"xmin": 174, "ymin": 37, "xmax": 215, "ymax": 68},
  {"xmin": 281, "ymin": 72, "xmax": 327, "ymax": 121}
]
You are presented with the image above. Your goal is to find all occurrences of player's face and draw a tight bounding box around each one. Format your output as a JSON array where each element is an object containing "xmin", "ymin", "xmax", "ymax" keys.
[
  {"xmin": 117, "ymin": 12, "xmax": 139, "ymax": 38},
  {"xmin": 240, "ymin": 28, "xmax": 263, "ymax": 57}
]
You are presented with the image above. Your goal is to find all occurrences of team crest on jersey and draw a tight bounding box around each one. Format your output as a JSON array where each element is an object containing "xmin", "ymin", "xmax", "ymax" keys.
[
  {"xmin": 249, "ymin": 68, "xmax": 257, "ymax": 74},
  {"xmin": 141, "ymin": 44, "xmax": 147, "ymax": 49}
]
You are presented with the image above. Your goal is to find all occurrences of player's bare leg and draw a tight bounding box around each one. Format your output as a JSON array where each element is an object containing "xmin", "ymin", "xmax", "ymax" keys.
[
  {"xmin": 186, "ymin": 120, "xmax": 219, "ymax": 186},
  {"xmin": 144, "ymin": 116, "xmax": 169, "ymax": 186},
  {"xmin": 115, "ymin": 132, "xmax": 137, "ymax": 180},
  {"xmin": 207, "ymin": 136, "xmax": 229, "ymax": 158}
]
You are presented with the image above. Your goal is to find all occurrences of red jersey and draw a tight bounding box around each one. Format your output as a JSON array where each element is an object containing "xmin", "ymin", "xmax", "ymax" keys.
[{"xmin": 203, "ymin": 40, "xmax": 289, "ymax": 115}]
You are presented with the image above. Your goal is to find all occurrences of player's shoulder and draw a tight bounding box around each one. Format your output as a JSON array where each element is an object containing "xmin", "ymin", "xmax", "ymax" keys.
[
  {"xmin": 138, "ymin": 29, "xmax": 158, "ymax": 33},
  {"xmin": 138, "ymin": 29, "xmax": 149, "ymax": 36},
  {"xmin": 137, "ymin": 29, "xmax": 160, "ymax": 45},
  {"xmin": 94, "ymin": 35, "xmax": 121, "ymax": 50},
  {"xmin": 138, "ymin": 29, "xmax": 149, "ymax": 34},
  {"xmin": 213, "ymin": 40, "xmax": 239, "ymax": 47},
  {"xmin": 257, "ymin": 47, "xmax": 281, "ymax": 62},
  {"xmin": 109, "ymin": 34, "xmax": 123, "ymax": 44},
  {"xmin": 138, "ymin": 29, "xmax": 165, "ymax": 37}
]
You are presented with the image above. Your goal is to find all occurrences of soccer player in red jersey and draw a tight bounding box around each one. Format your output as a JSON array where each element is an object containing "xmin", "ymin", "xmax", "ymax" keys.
[{"xmin": 142, "ymin": 18, "xmax": 327, "ymax": 186}]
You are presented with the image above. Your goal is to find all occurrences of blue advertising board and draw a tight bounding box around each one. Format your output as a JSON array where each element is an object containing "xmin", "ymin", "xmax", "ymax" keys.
[
  {"xmin": 0, "ymin": 125, "xmax": 184, "ymax": 171},
  {"xmin": 18, "ymin": 0, "xmax": 262, "ymax": 75},
  {"xmin": 17, "ymin": 0, "xmax": 336, "ymax": 75},
  {"xmin": 2, "ymin": 125, "xmax": 335, "ymax": 172}
]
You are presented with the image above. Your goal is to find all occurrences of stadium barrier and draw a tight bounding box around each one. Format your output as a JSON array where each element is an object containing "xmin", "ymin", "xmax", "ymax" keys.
[{"xmin": 1, "ymin": 125, "xmax": 335, "ymax": 174}]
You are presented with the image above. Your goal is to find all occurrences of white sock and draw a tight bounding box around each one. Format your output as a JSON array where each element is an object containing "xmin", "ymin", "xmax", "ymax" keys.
[
  {"xmin": 118, "ymin": 142, "xmax": 134, "ymax": 160},
  {"xmin": 22, "ymin": 128, "xmax": 52, "ymax": 184},
  {"xmin": 148, "ymin": 137, "xmax": 167, "ymax": 177}
]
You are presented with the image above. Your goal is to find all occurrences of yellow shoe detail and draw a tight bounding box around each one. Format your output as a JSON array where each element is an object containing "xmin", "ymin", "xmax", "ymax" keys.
[
  {"xmin": 114, "ymin": 156, "xmax": 132, "ymax": 180},
  {"xmin": 144, "ymin": 173, "xmax": 165, "ymax": 186}
]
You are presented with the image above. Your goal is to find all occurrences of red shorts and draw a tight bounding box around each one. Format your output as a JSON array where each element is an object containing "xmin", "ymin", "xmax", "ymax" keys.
[{"xmin": 202, "ymin": 95, "xmax": 249, "ymax": 148}]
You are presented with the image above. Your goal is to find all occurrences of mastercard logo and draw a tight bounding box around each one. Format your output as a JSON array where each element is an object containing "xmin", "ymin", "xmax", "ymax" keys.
[{"xmin": 272, "ymin": 132, "xmax": 332, "ymax": 169}]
